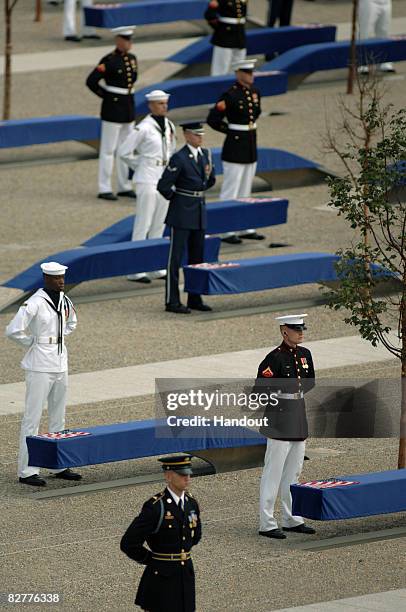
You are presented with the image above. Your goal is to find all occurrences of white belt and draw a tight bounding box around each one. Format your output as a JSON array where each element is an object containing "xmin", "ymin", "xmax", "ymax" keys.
[
  {"xmin": 101, "ymin": 83, "xmax": 135, "ymax": 95},
  {"xmin": 218, "ymin": 16, "xmax": 246, "ymax": 24},
  {"xmin": 155, "ymin": 160, "xmax": 167, "ymax": 166},
  {"xmin": 228, "ymin": 123, "xmax": 257, "ymax": 131},
  {"xmin": 278, "ymin": 392, "xmax": 304, "ymax": 400},
  {"xmin": 35, "ymin": 336, "xmax": 60, "ymax": 345}
]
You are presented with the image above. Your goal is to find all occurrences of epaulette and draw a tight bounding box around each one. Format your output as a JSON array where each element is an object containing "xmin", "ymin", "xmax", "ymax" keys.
[
  {"xmin": 186, "ymin": 490, "xmax": 199, "ymax": 506},
  {"xmin": 151, "ymin": 491, "xmax": 165, "ymax": 504}
]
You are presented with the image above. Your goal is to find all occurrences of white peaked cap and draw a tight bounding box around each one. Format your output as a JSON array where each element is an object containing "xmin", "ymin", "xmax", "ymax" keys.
[
  {"xmin": 111, "ymin": 26, "xmax": 136, "ymax": 37},
  {"xmin": 232, "ymin": 58, "xmax": 257, "ymax": 71},
  {"xmin": 40, "ymin": 262, "xmax": 68, "ymax": 276},
  {"xmin": 275, "ymin": 314, "xmax": 308, "ymax": 326},
  {"xmin": 145, "ymin": 89, "xmax": 170, "ymax": 102}
]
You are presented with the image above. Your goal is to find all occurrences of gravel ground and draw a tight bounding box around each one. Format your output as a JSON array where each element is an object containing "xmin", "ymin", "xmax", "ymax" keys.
[{"xmin": 1, "ymin": 3, "xmax": 405, "ymax": 610}]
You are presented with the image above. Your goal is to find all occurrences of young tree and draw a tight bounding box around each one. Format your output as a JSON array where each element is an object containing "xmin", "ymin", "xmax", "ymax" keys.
[
  {"xmin": 3, "ymin": 0, "xmax": 19, "ymax": 121},
  {"xmin": 325, "ymin": 74, "xmax": 406, "ymax": 468}
]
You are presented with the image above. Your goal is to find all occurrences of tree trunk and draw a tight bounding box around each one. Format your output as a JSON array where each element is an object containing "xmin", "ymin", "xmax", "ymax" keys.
[
  {"xmin": 35, "ymin": 0, "xmax": 42, "ymax": 22},
  {"xmin": 398, "ymin": 301, "xmax": 406, "ymax": 469},
  {"xmin": 3, "ymin": 3, "xmax": 12, "ymax": 120},
  {"xmin": 347, "ymin": 0, "xmax": 359, "ymax": 95}
]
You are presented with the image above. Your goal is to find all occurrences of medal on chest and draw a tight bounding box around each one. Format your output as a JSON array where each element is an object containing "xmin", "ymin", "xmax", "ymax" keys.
[{"xmin": 301, "ymin": 357, "xmax": 309, "ymax": 370}]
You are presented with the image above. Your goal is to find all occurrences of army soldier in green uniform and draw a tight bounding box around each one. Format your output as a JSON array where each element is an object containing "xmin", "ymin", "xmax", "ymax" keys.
[{"xmin": 120, "ymin": 455, "xmax": 202, "ymax": 611}]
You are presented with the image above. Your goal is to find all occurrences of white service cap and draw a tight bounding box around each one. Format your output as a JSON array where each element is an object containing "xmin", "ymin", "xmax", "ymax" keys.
[
  {"xmin": 275, "ymin": 314, "xmax": 308, "ymax": 329},
  {"xmin": 232, "ymin": 58, "xmax": 257, "ymax": 71},
  {"xmin": 111, "ymin": 26, "xmax": 136, "ymax": 37},
  {"xmin": 145, "ymin": 89, "xmax": 170, "ymax": 102},
  {"xmin": 40, "ymin": 262, "xmax": 68, "ymax": 276}
]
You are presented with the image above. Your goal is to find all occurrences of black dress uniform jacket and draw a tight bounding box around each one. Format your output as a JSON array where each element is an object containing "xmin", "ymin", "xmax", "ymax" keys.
[
  {"xmin": 86, "ymin": 49, "xmax": 138, "ymax": 123},
  {"xmin": 204, "ymin": 0, "xmax": 247, "ymax": 49},
  {"xmin": 254, "ymin": 341, "xmax": 315, "ymax": 440},
  {"xmin": 157, "ymin": 146, "xmax": 216, "ymax": 230},
  {"xmin": 207, "ymin": 82, "xmax": 261, "ymax": 164},
  {"xmin": 121, "ymin": 488, "xmax": 202, "ymax": 612}
]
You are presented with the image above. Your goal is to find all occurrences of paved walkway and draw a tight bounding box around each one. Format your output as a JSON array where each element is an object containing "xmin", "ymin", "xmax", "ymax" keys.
[
  {"xmin": 0, "ymin": 334, "xmax": 397, "ymax": 415},
  {"xmin": 1, "ymin": 18, "xmax": 405, "ymax": 75},
  {"xmin": 275, "ymin": 588, "xmax": 406, "ymax": 611}
]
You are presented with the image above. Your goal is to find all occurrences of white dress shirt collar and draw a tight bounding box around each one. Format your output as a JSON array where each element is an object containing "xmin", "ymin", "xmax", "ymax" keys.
[
  {"xmin": 187, "ymin": 144, "xmax": 202, "ymax": 161},
  {"xmin": 167, "ymin": 487, "xmax": 185, "ymax": 507}
]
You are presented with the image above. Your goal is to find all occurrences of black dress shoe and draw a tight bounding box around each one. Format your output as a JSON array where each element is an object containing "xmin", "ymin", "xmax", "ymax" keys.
[
  {"xmin": 117, "ymin": 190, "xmax": 137, "ymax": 199},
  {"xmin": 283, "ymin": 524, "xmax": 316, "ymax": 534},
  {"xmin": 98, "ymin": 192, "xmax": 118, "ymax": 201},
  {"xmin": 83, "ymin": 34, "xmax": 102, "ymax": 40},
  {"xmin": 269, "ymin": 242, "xmax": 290, "ymax": 248},
  {"xmin": 54, "ymin": 469, "xmax": 82, "ymax": 481},
  {"xmin": 165, "ymin": 304, "xmax": 191, "ymax": 314},
  {"xmin": 64, "ymin": 36, "xmax": 82, "ymax": 42},
  {"xmin": 240, "ymin": 232, "xmax": 265, "ymax": 240},
  {"xmin": 188, "ymin": 303, "xmax": 212, "ymax": 312},
  {"xmin": 221, "ymin": 235, "xmax": 242, "ymax": 245},
  {"xmin": 19, "ymin": 474, "xmax": 46, "ymax": 487},
  {"xmin": 259, "ymin": 529, "xmax": 286, "ymax": 539},
  {"xmin": 127, "ymin": 276, "xmax": 151, "ymax": 284}
]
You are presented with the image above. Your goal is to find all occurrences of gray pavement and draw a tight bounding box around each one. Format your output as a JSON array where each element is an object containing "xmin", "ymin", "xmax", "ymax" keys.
[
  {"xmin": 0, "ymin": 334, "xmax": 398, "ymax": 414},
  {"xmin": 1, "ymin": 1, "xmax": 405, "ymax": 610},
  {"xmin": 275, "ymin": 589, "xmax": 406, "ymax": 612}
]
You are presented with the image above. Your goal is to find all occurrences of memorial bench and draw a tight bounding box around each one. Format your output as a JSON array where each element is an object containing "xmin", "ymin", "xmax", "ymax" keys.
[
  {"xmin": 169, "ymin": 25, "xmax": 336, "ymax": 73},
  {"xmin": 291, "ymin": 469, "xmax": 406, "ymax": 520},
  {"xmin": 183, "ymin": 252, "xmax": 340, "ymax": 295},
  {"xmin": 134, "ymin": 70, "xmax": 287, "ymax": 116},
  {"xmin": 84, "ymin": 0, "xmax": 212, "ymax": 28},
  {"xmin": 0, "ymin": 115, "xmax": 100, "ymax": 150},
  {"xmin": 261, "ymin": 36, "xmax": 406, "ymax": 88},
  {"xmin": 26, "ymin": 419, "xmax": 267, "ymax": 474},
  {"xmin": 3, "ymin": 237, "xmax": 220, "ymax": 293},
  {"xmin": 82, "ymin": 197, "xmax": 289, "ymax": 247}
]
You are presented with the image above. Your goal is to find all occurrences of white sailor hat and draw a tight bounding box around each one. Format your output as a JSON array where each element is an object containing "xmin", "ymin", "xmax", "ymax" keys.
[
  {"xmin": 111, "ymin": 26, "xmax": 136, "ymax": 38},
  {"xmin": 275, "ymin": 314, "xmax": 308, "ymax": 330},
  {"xmin": 145, "ymin": 89, "xmax": 170, "ymax": 102},
  {"xmin": 232, "ymin": 58, "xmax": 257, "ymax": 72},
  {"xmin": 40, "ymin": 262, "xmax": 68, "ymax": 276}
]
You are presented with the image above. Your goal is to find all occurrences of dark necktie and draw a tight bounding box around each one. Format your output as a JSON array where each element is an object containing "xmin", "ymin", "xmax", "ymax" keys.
[
  {"xmin": 197, "ymin": 151, "xmax": 205, "ymax": 178},
  {"xmin": 178, "ymin": 498, "xmax": 184, "ymax": 512}
]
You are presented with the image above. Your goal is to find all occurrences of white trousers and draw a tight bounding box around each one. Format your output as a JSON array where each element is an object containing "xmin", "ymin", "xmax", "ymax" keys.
[
  {"xmin": 359, "ymin": 0, "xmax": 391, "ymax": 39},
  {"xmin": 128, "ymin": 183, "xmax": 169, "ymax": 280},
  {"xmin": 211, "ymin": 46, "xmax": 247, "ymax": 76},
  {"xmin": 220, "ymin": 160, "xmax": 257, "ymax": 236},
  {"xmin": 18, "ymin": 371, "xmax": 68, "ymax": 478},
  {"xmin": 98, "ymin": 121, "xmax": 134, "ymax": 194},
  {"xmin": 259, "ymin": 438, "xmax": 305, "ymax": 531},
  {"xmin": 63, "ymin": 0, "xmax": 96, "ymax": 37}
]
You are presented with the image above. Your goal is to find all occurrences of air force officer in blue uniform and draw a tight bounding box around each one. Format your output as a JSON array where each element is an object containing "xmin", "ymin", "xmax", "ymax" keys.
[{"xmin": 157, "ymin": 122, "xmax": 216, "ymax": 314}]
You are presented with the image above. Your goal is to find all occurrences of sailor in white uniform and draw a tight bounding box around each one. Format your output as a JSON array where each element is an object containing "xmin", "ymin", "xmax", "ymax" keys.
[
  {"xmin": 119, "ymin": 90, "xmax": 176, "ymax": 283},
  {"xmin": 358, "ymin": 0, "xmax": 394, "ymax": 73},
  {"xmin": 5, "ymin": 262, "xmax": 80, "ymax": 487},
  {"xmin": 63, "ymin": 0, "xmax": 99, "ymax": 42}
]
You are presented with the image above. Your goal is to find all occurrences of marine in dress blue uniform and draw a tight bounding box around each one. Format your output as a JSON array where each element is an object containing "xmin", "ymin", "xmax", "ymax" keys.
[
  {"xmin": 86, "ymin": 26, "xmax": 138, "ymax": 201},
  {"xmin": 254, "ymin": 314, "xmax": 316, "ymax": 539},
  {"xmin": 157, "ymin": 122, "xmax": 216, "ymax": 314},
  {"xmin": 207, "ymin": 58, "xmax": 264, "ymax": 244},
  {"xmin": 120, "ymin": 455, "xmax": 202, "ymax": 611},
  {"xmin": 204, "ymin": 0, "xmax": 248, "ymax": 75}
]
